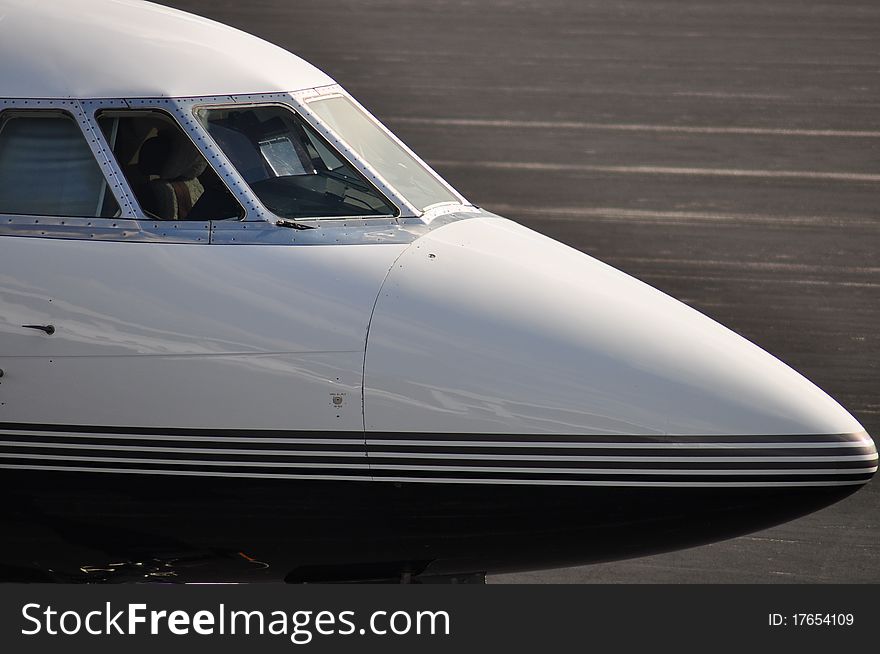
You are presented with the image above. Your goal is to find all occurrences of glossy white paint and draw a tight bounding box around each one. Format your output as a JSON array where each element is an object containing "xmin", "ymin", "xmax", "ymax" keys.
[
  {"xmin": 364, "ymin": 217, "xmax": 865, "ymax": 436},
  {"xmin": 0, "ymin": 237, "xmax": 406, "ymax": 429},
  {"xmin": 0, "ymin": 0, "xmax": 870, "ymax": 497},
  {"xmin": 0, "ymin": 0, "xmax": 333, "ymax": 98}
]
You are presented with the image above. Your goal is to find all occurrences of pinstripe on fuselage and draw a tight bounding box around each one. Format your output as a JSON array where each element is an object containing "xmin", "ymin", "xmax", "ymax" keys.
[{"xmin": 0, "ymin": 423, "xmax": 874, "ymax": 488}]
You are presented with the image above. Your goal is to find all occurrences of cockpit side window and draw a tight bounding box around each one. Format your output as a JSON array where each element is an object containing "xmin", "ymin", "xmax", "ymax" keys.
[
  {"xmin": 0, "ymin": 110, "xmax": 120, "ymax": 218},
  {"xmin": 96, "ymin": 109, "xmax": 244, "ymax": 221},
  {"xmin": 194, "ymin": 104, "xmax": 398, "ymax": 221},
  {"xmin": 306, "ymin": 95, "xmax": 462, "ymax": 212}
]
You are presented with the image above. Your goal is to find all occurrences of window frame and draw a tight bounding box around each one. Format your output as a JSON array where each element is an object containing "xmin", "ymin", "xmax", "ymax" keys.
[
  {"xmin": 94, "ymin": 106, "xmax": 247, "ymax": 223},
  {"xmin": 0, "ymin": 92, "xmax": 471, "ymax": 243},
  {"xmin": 300, "ymin": 89, "xmax": 467, "ymax": 214},
  {"xmin": 191, "ymin": 100, "xmax": 404, "ymax": 223},
  {"xmin": 0, "ymin": 99, "xmax": 210, "ymax": 242},
  {"xmin": 0, "ymin": 101, "xmax": 133, "ymax": 220}
]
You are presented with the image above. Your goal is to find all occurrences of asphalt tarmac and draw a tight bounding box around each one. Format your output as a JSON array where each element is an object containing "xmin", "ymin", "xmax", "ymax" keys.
[{"xmin": 162, "ymin": 0, "xmax": 879, "ymax": 583}]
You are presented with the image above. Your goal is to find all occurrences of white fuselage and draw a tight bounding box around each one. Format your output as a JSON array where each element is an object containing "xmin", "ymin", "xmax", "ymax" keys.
[
  {"xmin": 0, "ymin": 0, "xmax": 874, "ymax": 582},
  {"xmin": 0, "ymin": 215, "xmax": 875, "ymax": 490},
  {"xmin": 0, "ymin": 236, "xmax": 401, "ymax": 433}
]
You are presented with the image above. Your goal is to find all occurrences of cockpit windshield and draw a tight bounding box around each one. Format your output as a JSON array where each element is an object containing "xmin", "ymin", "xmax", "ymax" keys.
[
  {"xmin": 195, "ymin": 105, "xmax": 397, "ymax": 221},
  {"xmin": 306, "ymin": 95, "xmax": 461, "ymax": 212}
]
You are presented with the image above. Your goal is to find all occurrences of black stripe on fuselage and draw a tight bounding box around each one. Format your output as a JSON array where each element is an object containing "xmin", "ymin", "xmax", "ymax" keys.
[
  {"xmin": 367, "ymin": 468, "xmax": 877, "ymax": 483},
  {"xmin": 0, "ymin": 435, "xmax": 364, "ymax": 452},
  {"xmin": 0, "ymin": 445, "xmax": 872, "ymax": 468},
  {"xmin": 0, "ymin": 457, "xmax": 872, "ymax": 484},
  {"xmin": 0, "ymin": 439, "xmax": 871, "ymax": 459},
  {"xmin": 0, "ymin": 422, "xmax": 365, "ymax": 439},
  {"xmin": 0, "ymin": 424, "xmax": 873, "ymax": 487},
  {"xmin": 0, "ymin": 423, "xmax": 871, "ymax": 444},
  {"xmin": 0, "ymin": 457, "xmax": 372, "ymax": 477}
]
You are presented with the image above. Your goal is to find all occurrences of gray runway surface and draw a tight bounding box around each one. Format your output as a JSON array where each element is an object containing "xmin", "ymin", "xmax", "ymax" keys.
[{"xmin": 161, "ymin": 0, "xmax": 879, "ymax": 583}]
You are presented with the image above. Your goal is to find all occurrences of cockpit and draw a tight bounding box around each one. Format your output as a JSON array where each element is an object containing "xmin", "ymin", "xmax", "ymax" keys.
[
  {"xmin": 96, "ymin": 109, "xmax": 243, "ymax": 221},
  {"xmin": 0, "ymin": 90, "xmax": 467, "ymax": 237},
  {"xmin": 194, "ymin": 103, "xmax": 397, "ymax": 220}
]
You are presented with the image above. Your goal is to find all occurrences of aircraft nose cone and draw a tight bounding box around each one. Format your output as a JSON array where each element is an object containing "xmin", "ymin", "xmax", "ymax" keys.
[
  {"xmin": 363, "ymin": 214, "xmax": 874, "ymax": 564},
  {"xmin": 365, "ymin": 218, "xmax": 864, "ymax": 436},
  {"xmin": 365, "ymin": 215, "xmax": 876, "ymax": 491}
]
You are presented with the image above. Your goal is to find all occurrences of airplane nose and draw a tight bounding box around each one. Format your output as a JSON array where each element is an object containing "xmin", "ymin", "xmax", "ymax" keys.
[
  {"xmin": 364, "ymin": 215, "xmax": 876, "ymax": 493},
  {"xmin": 361, "ymin": 214, "xmax": 874, "ymax": 564}
]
